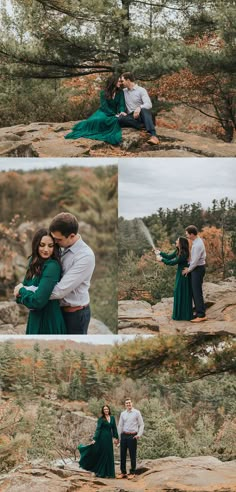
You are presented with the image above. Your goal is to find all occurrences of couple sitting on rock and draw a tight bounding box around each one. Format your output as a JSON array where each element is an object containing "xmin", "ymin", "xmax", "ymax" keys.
[{"xmin": 65, "ymin": 72, "xmax": 160, "ymax": 146}]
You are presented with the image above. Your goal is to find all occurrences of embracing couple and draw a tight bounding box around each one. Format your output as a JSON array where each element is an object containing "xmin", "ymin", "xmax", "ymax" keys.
[
  {"xmin": 65, "ymin": 72, "xmax": 159, "ymax": 146},
  {"xmin": 156, "ymin": 225, "xmax": 207, "ymax": 323},
  {"xmin": 14, "ymin": 213, "xmax": 95, "ymax": 335}
]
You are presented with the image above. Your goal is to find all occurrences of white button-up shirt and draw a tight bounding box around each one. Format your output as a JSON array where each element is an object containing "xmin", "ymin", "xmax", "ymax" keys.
[
  {"xmin": 123, "ymin": 85, "xmax": 152, "ymax": 113},
  {"xmin": 50, "ymin": 237, "xmax": 95, "ymax": 306},
  {"xmin": 118, "ymin": 408, "xmax": 144, "ymax": 438},
  {"xmin": 189, "ymin": 236, "xmax": 206, "ymax": 272}
]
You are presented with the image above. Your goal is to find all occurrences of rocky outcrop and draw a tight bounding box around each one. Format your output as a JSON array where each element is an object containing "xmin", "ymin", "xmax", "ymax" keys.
[
  {"xmin": 0, "ymin": 456, "xmax": 235, "ymax": 491},
  {"xmin": 0, "ymin": 301, "xmax": 112, "ymax": 335},
  {"xmin": 118, "ymin": 278, "xmax": 236, "ymax": 335},
  {"xmin": 0, "ymin": 122, "xmax": 236, "ymax": 157}
]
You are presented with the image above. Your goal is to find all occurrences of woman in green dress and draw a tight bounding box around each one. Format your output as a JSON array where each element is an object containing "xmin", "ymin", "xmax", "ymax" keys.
[
  {"xmin": 155, "ymin": 237, "xmax": 193, "ymax": 321},
  {"xmin": 65, "ymin": 75, "xmax": 126, "ymax": 145},
  {"xmin": 14, "ymin": 228, "xmax": 66, "ymax": 335},
  {"xmin": 78, "ymin": 405, "xmax": 119, "ymax": 478}
]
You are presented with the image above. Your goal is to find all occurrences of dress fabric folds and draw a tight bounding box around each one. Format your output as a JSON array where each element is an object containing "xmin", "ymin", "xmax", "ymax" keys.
[
  {"xmin": 65, "ymin": 90, "xmax": 126, "ymax": 145},
  {"xmin": 160, "ymin": 250, "xmax": 193, "ymax": 321},
  {"xmin": 78, "ymin": 416, "xmax": 118, "ymax": 478}
]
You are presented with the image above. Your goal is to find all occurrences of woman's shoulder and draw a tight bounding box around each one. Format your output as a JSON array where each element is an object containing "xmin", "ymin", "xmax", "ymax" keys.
[{"xmin": 42, "ymin": 258, "xmax": 61, "ymax": 271}]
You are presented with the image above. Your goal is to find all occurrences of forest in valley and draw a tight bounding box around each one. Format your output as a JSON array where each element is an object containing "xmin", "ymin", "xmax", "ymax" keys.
[
  {"xmin": 118, "ymin": 198, "xmax": 236, "ymax": 302},
  {"xmin": 0, "ymin": 165, "xmax": 118, "ymax": 331},
  {"xmin": 0, "ymin": 1, "xmax": 236, "ymax": 142},
  {"xmin": 0, "ymin": 335, "xmax": 235, "ymax": 472}
]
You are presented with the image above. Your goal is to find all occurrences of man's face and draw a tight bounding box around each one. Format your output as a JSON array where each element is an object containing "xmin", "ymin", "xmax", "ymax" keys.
[
  {"xmin": 125, "ymin": 399, "xmax": 133, "ymax": 411},
  {"xmin": 185, "ymin": 230, "xmax": 194, "ymax": 241},
  {"xmin": 120, "ymin": 76, "xmax": 128, "ymax": 88},
  {"xmin": 50, "ymin": 231, "xmax": 75, "ymax": 248}
]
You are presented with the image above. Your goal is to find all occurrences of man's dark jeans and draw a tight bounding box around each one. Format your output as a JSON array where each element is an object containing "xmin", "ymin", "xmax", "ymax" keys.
[
  {"xmin": 120, "ymin": 433, "xmax": 137, "ymax": 475},
  {"xmin": 62, "ymin": 305, "xmax": 91, "ymax": 334},
  {"xmin": 118, "ymin": 108, "xmax": 156, "ymax": 136},
  {"xmin": 191, "ymin": 266, "xmax": 206, "ymax": 317}
]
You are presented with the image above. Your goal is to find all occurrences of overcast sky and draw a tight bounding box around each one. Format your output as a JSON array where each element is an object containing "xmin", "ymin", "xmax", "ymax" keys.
[
  {"xmin": 0, "ymin": 335, "xmax": 151, "ymax": 344},
  {"xmin": 119, "ymin": 158, "xmax": 236, "ymax": 218},
  {"xmin": 0, "ymin": 158, "xmax": 118, "ymax": 171}
]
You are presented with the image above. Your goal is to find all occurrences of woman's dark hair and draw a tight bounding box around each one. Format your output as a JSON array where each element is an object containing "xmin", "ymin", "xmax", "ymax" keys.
[
  {"xmin": 101, "ymin": 405, "xmax": 111, "ymax": 418},
  {"xmin": 26, "ymin": 228, "xmax": 61, "ymax": 279},
  {"xmin": 104, "ymin": 75, "xmax": 120, "ymax": 99},
  {"xmin": 177, "ymin": 236, "xmax": 190, "ymax": 260}
]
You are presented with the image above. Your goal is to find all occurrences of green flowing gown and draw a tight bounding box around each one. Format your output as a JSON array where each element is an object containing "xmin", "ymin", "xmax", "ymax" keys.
[
  {"xmin": 16, "ymin": 258, "xmax": 66, "ymax": 335},
  {"xmin": 160, "ymin": 250, "xmax": 193, "ymax": 321},
  {"xmin": 65, "ymin": 90, "xmax": 126, "ymax": 145},
  {"xmin": 78, "ymin": 415, "xmax": 118, "ymax": 478}
]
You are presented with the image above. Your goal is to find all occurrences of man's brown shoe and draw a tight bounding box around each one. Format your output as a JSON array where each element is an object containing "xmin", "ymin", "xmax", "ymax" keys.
[
  {"xmin": 148, "ymin": 136, "xmax": 160, "ymax": 145},
  {"xmin": 116, "ymin": 473, "xmax": 127, "ymax": 479},
  {"xmin": 191, "ymin": 316, "xmax": 208, "ymax": 323},
  {"xmin": 127, "ymin": 474, "xmax": 135, "ymax": 480}
]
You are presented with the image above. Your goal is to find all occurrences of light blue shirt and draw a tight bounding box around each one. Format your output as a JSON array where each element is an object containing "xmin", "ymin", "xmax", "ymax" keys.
[
  {"xmin": 118, "ymin": 408, "xmax": 144, "ymax": 438},
  {"xmin": 189, "ymin": 236, "xmax": 206, "ymax": 272},
  {"xmin": 123, "ymin": 84, "xmax": 152, "ymax": 113},
  {"xmin": 50, "ymin": 236, "xmax": 95, "ymax": 306}
]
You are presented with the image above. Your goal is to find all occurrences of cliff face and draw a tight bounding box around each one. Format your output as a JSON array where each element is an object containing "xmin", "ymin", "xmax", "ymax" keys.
[
  {"xmin": 118, "ymin": 278, "xmax": 236, "ymax": 335},
  {"xmin": 0, "ymin": 122, "xmax": 236, "ymax": 157},
  {"xmin": 0, "ymin": 456, "xmax": 236, "ymax": 491}
]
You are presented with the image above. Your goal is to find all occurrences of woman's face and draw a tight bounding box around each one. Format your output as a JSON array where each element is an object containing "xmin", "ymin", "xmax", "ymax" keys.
[
  {"xmin": 175, "ymin": 238, "xmax": 180, "ymax": 247},
  {"xmin": 116, "ymin": 79, "xmax": 121, "ymax": 88},
  {"xmin": 38, "ymin": 235, "xmax": 54, "ymax": 259},
  {"xmin": 103, "ymin": 406, "xmax": 110, "ymax": 415}
]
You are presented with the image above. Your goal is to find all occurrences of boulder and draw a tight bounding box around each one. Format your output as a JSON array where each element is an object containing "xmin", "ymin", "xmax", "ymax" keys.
[
  {"xmin": 0, "ymin": 300, "xmax": 112, "ymax": 335},
  {"xmin": 0, "ymin": 142, "xmax": 38, "ymax": 157},
  {"xmin": 0, "ymin": 302, "xmax": 21, "ymax": 327},
  {"xmin": 118, "ymin": 279, "xmax": 236, "ymax": 335},
  {"xmin": 118, "ymin": 300, "xmax": 159, "ymax": 333}
]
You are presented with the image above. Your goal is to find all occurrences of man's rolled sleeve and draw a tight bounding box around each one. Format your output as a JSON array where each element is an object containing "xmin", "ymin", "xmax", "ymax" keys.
[
  {"xmin": 137, "ymin": 411, "xmax": 144, "ymax": 437},
  {"xmin": 140, "ymin": 88, "xmax": 152, "ymax": 110}
]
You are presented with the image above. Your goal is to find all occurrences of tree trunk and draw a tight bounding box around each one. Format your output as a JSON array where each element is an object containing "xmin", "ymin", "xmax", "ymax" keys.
[{"xmin": 119, "ymin": 0, "xmax": 131, "ymax": 63}]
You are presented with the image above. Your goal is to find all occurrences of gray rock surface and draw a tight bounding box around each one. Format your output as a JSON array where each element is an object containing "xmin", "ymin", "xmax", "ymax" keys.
[
  {"xmin": 1, "ymin": 456, "xmax": 235, "ymax": 491},
  {"xmin": 0, "ymin": 122, "xmax": 236, "ymax": 157},
  {"xmin": 118, "ymin": 279, "xmax": 236, "ymax": 335}
]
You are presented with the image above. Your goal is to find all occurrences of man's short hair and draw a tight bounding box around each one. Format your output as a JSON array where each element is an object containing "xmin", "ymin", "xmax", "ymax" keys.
[
  {"xmin": 49, "ymin": 212, "xmax": 79, "ymax": 237},
  {"xmin": 121, "ymin": 72, "xmax": 135, "ymax": 82},
  {"xmin": 125, "ymin": 398, "xmax": 132, "ymax": 403},
  {"xmin": 186, "ymin": 225, "xmax": 198, "ymax": 235}
]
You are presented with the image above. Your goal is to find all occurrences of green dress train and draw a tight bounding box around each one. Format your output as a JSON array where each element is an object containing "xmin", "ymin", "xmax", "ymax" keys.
[
  {"xmin": 160, "ymin": 250, "xmax": 193, "ymax": 321},
  {"xmin": 78, "ymin": 415, "xmax": 118, "ymax": 478},
  {"xmin": 65, "ymin": 90, "xmax": 126, "ymax": 145},
  {"xmin": 16, "ymin": 258, "xmax": 66, "ymax": 335}
]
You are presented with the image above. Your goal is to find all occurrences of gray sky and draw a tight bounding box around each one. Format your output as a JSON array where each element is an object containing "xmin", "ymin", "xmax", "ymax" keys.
[
  {"xmin": 0, "ymin": 335, "xmax": 151, "ymax": 344},
  {"xmin": 119, "ymin": 158, "xmax": 236, "ymax": 219},
  {"xmin": 0, "ymin": 158, "xmax": 118, "ymax": 171}
]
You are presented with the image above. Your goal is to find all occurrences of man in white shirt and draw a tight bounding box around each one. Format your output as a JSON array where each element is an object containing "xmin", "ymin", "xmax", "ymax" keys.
[
  {"xmin": 119, "ymin": 72, "xmax": 160, "ymax": 145},
  {"xmin": 117, "ymin": 398, "xmax": 144, "ymax": 480},
  {"xmin": 49, "ymin": 213, "xmax": 95, "ymax": 334},
  {"xmin": 182, "ymin": 224, "xmax": 207, "ymax": 323}
]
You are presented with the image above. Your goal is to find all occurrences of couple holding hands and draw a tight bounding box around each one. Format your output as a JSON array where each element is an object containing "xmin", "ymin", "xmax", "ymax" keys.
[{"xmin": 78, "ymin": 398, "xmax": 144, "ymax": 480}]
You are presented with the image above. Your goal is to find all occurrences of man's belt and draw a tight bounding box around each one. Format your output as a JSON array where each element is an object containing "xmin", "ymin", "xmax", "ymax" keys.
[
  {"xmin": 122, "ymin": 432, "xmax": 137, "ymax": 435},
  {"xmin": 62, "ymin": 304, "xmax": 89, "ymax": 312}
]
